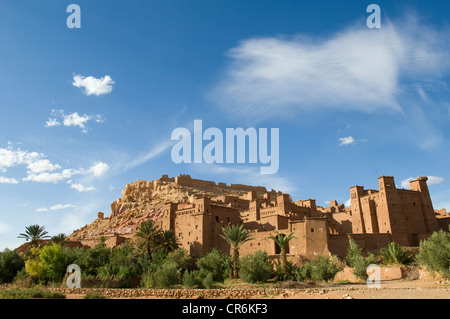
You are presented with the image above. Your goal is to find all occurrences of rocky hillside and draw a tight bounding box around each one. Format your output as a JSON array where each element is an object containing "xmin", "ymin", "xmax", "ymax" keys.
[{"xmin": 67, "ymin": 175, "xmax": 268, "ymax": 241}]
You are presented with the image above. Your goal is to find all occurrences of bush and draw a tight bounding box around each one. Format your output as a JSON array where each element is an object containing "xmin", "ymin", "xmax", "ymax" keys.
[
  {"xmin": 78, "ymin": 244, "xmax": 111, "ymax": 276},
  {"xmin": 182, "ymin": 270, "xmax": 202, "ymax": 288},
  {"xmin": 196, "ymin": 248, "xmax": 229, "ymax": 283},
  {"xmin": 296, "ymin": 263, "xmax": 313, "ymax": 282},
  {"xmin": 297, "ymin": 256, "xmax": 342, "ymax": 282},
  {"xmin": 153, "ymin": 261, "xmax": 181, "ymax": 288},
  {"xmin": 40, "ymin": 244, "xmax": 66, "ymax": 283},
  {"xmin": 345, "ymin": 240, "xmax": 377, "ymax": 280},
  {"xmin": 165, "ymin": 248, "xmax": 194, "ymax": 274},
  {"xmin": 352, "ymin": 254, "xmax": 377, "ymax": 280},
  {"xmin": 0, "ymin": 288, "xmax": 66, "ymax": 299},
  {"xmin": 274, "ymin": 260, "xmax": 297, "ymax": 281},
  {"xmin": 201, "ymin": 272, "xmax": 216, "ymax": 289},
  {"xmin": 416, "ymin": 229, "xmax": 450, "ymax": 278},
  {"xmin": 239, "ymin": 251, "xmax": 274, "ymax": 283},
  {"xmin": 0, "ymin": 248, "xmax": 25, "ymax": 283},
  {"xmin": 380, "ymin": 242, "xmax": 412, "ymax": 265},
  {"xmin": 345, "ymin": 239, "xmax": 364, "ymax": 267},
  {"xmin": 98, "ymin": 243, "xmax": 138, "ymax": 282},
  {"xmin": 83, "ymin": 293, "xmax": 106, "ymax": 299}
]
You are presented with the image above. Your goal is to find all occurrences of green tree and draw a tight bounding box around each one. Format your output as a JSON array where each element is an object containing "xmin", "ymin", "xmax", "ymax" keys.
[
  {"xmin": 268, "ymin": 231, "xmax": 297, "ymax": 275},
  {"xmin": 416, "ymin": 229, "xmax": 450, "ymax": 278},
  {"xmin": 345, "ymin": 239, "xmax": 376, "ymax": 280},
  {"xmin": 156, "ymin": 230, "xmax": 180, "ymax": 254},
  {"xmin": 0, "ymin": 248, "xmax": 25, "ymax": 283},
  {"xmin": 135, "ymin": 220, "xmax": 162, "ymax": 259},
  {"xmin": 40, "ymin": 243, "xmax": 66, "ymax": 282},
  {"xmin": 220, "ymin": 224, "xmax": 253, "ymax": 279},
  {"xmin": 17, "ymin": 225, "xmax": 50, "ymax": 247},
  {"xmin": 239, "ymin": 250, "xmax": 274, "ymax": 283},
  {"xmin": 51, "ymin": 233, "xmax": 67, "ymax": 245},
  {"xmin": 196, "ymin": 248, "xmax": 229, "ymax": 282}
]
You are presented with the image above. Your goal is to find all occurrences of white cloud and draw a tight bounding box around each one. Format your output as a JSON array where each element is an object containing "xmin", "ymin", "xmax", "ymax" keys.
[
  {"xmin": 27, "ymin": 159, "xmax": 61, "ymax": 174},
  {"xmin": 45, "ymin": 110, "xmax": 104, "ymax": 134},
  {"xmin": 36, "ymin": 204, "xmax": 77, "ymax": 212},
  {"xmin": 23, "ymin": 169, "xmax": 80, "ymax": 184},
  {"xmin": 72, "ymin": 74, "xmax": 115, "ymax": 96},
  {"xmin": 0, "ymin": 176, "xmax": 18, "ymax": 184},
  {"xmin": 69, "ymin": 182, "xmax": 95, "ymax": 192},
  {"xmin": 339, "ymin": 136, "xmax": 355, "ymax": 146},
  {"xmin": 344, "ymin": 199, "xmax": 351, "ymax": 208},
  {"xmin": 45, "ymin": 118, "xmax": 61, "ymax": 127},
  {"xmin": 88, "ymin": 162, "xmax": 109, "ymax": 176},
  {"xmin": 209, "ymin": 17, "xmax": 450, "ymax": 121},
  {"xmin": 401, "ymin": 176, "xmax": 444, "ymax": 189}
]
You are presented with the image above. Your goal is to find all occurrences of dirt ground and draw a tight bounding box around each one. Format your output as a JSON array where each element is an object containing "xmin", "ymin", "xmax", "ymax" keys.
[
  {"xmin": 63, "ymin": 279, "xmax": 449, "ymax": 299},
  {"xmin": 272, "ymin": 279, "xmax": 449, "ymax": 299}
]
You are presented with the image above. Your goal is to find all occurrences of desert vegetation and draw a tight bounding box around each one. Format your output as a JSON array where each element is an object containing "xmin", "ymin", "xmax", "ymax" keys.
[{"xmin": 0, "ymin": 224, "xmax": 448, "ymax": 298}]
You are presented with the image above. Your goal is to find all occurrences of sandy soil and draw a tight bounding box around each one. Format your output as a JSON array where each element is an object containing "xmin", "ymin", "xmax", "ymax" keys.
[{"xmin": 63, "ymin": 279, "xmax": 449, "ymax": 299}]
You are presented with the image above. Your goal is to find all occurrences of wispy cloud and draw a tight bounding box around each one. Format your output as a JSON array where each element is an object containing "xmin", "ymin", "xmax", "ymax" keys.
[
  {"xmin": 338, "ymin": 136, "xmax": 368, "ymax": 146},
  {"xmin": 45, "ymin": 110, "xmax": 104, "ymax": 134},
  {"xmin": 209, "ymin": 16, "xmax": 450, "ymax": 122},
  {"xmin": 68, "ymin": 181, "xmax": 96, "ymax": 192},
  {"xmin": 400, "ymin": 175, "xmax": 444, "ymax": 189},
  {"xmin": 36, "ymin": 203, "xmax": 77, "ymax": 212},
  {"xmin": 0, "ymin": 176, "xmax": 18, "ymax": 184},
  {"xmin": 72, "ymin": 74, "xmax": 115, "ymax": 96},
  {"xmin": 0, "ymin": 144, "xmax": 109, "ymax": 187}
]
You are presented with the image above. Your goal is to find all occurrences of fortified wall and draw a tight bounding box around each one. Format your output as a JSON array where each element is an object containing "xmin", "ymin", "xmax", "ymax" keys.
[{"xmin": 69, "ymin": 174, "xmax": 448, "ymax": 260}]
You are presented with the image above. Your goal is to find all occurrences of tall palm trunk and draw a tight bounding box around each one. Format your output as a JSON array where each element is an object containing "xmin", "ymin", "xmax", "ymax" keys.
[
  {"xmin": 280, "ymin": 248, "xmax": 287, "ymax": 275},
  {"xmin": 232, "ymin": 246, "xmax": 239, "ymax": 279}
]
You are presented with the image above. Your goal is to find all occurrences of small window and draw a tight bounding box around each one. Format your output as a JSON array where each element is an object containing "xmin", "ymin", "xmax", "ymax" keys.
[{"xmin": 311, "ymin": 228, "xmax": 315, "ymax": 233}]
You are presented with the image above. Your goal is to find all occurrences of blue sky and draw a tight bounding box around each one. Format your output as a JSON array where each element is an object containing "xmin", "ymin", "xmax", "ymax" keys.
[{"xmin": 1, "ymin": 0, "xmax": 450, "ymax": 250}]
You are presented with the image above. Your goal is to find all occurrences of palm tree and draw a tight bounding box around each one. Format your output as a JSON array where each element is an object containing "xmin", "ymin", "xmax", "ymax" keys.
[
  {"xmin": 51, "ymin": 233, "xmax": 67, "ymax": 244},
  {"xmin": 220, "ymin": 224, "xmax": 253, "ymax": 279},
  {"xmin": 135, "ymin": 220, "xmax": 162, "ymax": 259},
  {"xmin": 17, "ymin": 224, "xmax": 50, "ymax": 246},
  {"xmin": 268, "ymin": 231, "xmax": 297, "ymax": 275},
  {"xmin": 156, "ymin": 230, "xmax": 179, "ymax": 253}
]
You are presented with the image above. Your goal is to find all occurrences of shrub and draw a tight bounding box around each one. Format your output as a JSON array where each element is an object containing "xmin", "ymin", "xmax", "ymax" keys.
[
  {"xmin": 0, "ymin": 288, "xmax": 65, "ymax": 299},
  {"xmin": 201, "ymin": 272, "xmax": 216, "ymax": 289},
  {"xmin": 416, "ymin": 229, "xmax": 450, "ymax": 278},
  {"xmin": 182, "ymin": 270, "xmax": 202, "ymax": 288},
  {"xmin": 309, "ymin": 256, "xmax": 342, "ymax": 282},
  {"xmin": 83, "ymin": 293, "xmax": 106, "ymax": 299},
  {"xmin": 345, "ymin": 240, "xmax": 377, "ymax": 280},
  {"xmin": 296, "ymin": 262, "xmax": 313, "ymax": 282},
  {"xmin": 0, "ymin": 248, "xmax": 25, "ymax": 283},
  {"xmin": 345, "ymin": 239, "xmax": 364, "ymax": 267},
  {"xmin": 380, "ymin": 242, "xmax": 412, "ymax": 265},
  {"xmin": 153, "ymin": 261, "xmax": 181, "ymax": 288},
  {"xmin": 78, "ymin": 244, "xmax": 111, "ymax": 276},
  {"xmin": 239, "ymin": 251, "xmax": 274, "ymax": 283},
  {"xmin": 40, "ymin": 243, "xmax": 66, "ymax": 282},
  {"xmin": 165, "ymin": 248, "xmax": 194, "ymax": 274},
  {"xmin": 352, "ymin": 253, "xmax": 377, "ymax": 280},
  {"xmin": 24, "ymin": 246, "xmax": 43, "ymax": 279},
  {"xmin": 98, "ymin": 243, "xmax": 138, "ymax": 282},
  {"xmin": 274, "ymin": 260, "xmax": 298, "ymax": 281},
  {"xmin": 196, "ymin": 248, "xmax": 229, "ymax": 283}
]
